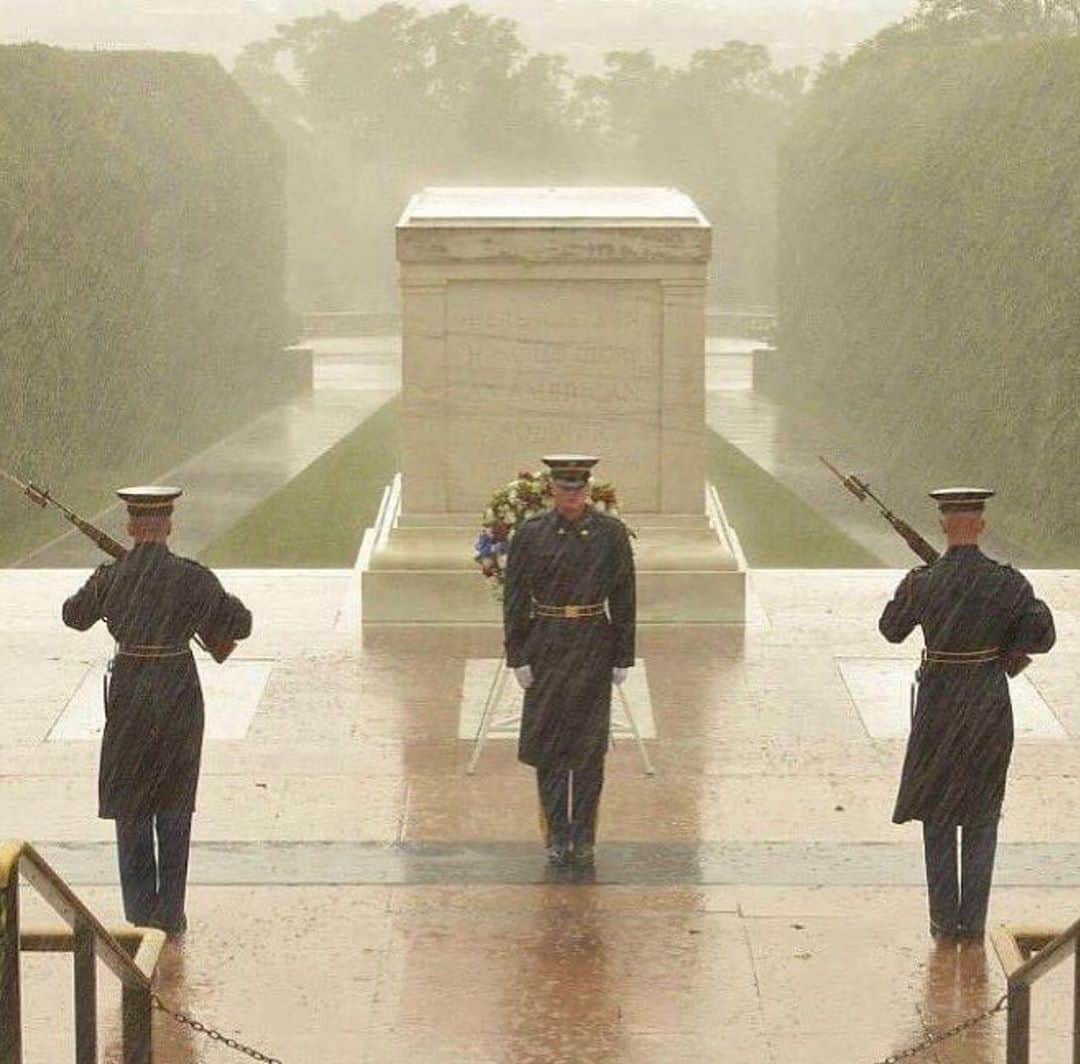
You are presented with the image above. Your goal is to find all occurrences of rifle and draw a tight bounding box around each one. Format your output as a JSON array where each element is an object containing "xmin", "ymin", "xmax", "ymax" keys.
[
  {"xmin": 819, "ymin": 457, "xmax": 1029, "ymax": 677},
  {"xmin": 1, "ymin": 467, "xmax": 234, "ymax": 663},
  {"xmin": 1, "ymin": 468, "xmax": 127, "ymax": 559}
]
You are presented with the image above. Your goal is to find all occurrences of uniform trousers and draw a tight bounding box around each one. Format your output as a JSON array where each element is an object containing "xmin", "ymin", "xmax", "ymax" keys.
[
  {"xmin": 115, "ymin": 812, "xmax": 193, "ymax": 932},
  {"xmin": 922, "ymin": 820, "xmax": 999, "ymax": 935},
  {"xmin": 536, "ymin": 749, "xmax": 605, "ymax": 850}
]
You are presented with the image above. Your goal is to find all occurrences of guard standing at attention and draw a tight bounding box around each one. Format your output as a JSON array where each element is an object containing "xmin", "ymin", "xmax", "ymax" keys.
[
  {"xmin": 503, "ymin": 455, "xmax": 636, "ymax": 867},
  {"xmin": 880, "ymin": 488, "xmax": 1055, "ymax": 940},
  {"xmin": 62, "ymin": 486, "xmax": 252, "ymax": 936}
]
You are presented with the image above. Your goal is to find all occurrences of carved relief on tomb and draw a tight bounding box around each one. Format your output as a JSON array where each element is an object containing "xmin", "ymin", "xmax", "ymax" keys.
[{"xmin": 443, "ymin": 279, "xmax": 663, "ymax": 511}]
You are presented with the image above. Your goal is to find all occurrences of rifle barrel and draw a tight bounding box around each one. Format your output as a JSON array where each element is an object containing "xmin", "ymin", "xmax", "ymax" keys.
[
  {"xmin": 819, "ymin": 456, "xmax": 868, "ymax": 502},
  {"xmin": 1, "ymin": 468, "xmax": 27, "ymax": 491},
  {"xmin": 1, "ymin": 468, "xmax": 47, "ymax": 508},
  {"xmin": 818, "ymin": 455, "xmax": 847, "ymax": 483}
]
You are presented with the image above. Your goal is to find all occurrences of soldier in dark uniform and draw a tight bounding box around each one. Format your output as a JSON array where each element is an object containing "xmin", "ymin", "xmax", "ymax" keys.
[
  {"xmin": 880, "ymin": 488, "xmax": 1055, "ymax": 941},
  {"xmin": 503, "ymin": 455, "xmax": 636, "ymax": 867},
  {"xmin": 62, "ymin": 486, "xmax": 252, "ymax": 936}
]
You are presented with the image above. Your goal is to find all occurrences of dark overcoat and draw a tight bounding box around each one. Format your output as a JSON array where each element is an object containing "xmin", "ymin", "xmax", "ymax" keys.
[
  {"xmin": 62, "ymin": 543, "xmax": 252, "ymax": 819},
  {"xmin": 503, "ymin": 508, "xmax": 636, "ymax": 770},
  {"xmin": 880, "ymin": 545, "xmax": 1055, "ymax": 827}
]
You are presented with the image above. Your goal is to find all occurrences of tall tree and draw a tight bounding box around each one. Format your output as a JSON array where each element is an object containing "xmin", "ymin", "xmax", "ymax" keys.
[
  {"xmin": 235, "ymin": 4, "xmax": 804, "ymax": 309},
  {"xmin": 872, "ymin": 0, "xmax": 1080, "ymax": 48}
]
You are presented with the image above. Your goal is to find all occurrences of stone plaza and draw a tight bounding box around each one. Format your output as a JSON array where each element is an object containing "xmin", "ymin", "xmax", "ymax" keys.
[
  {"xmin": 2, "ymin": 563, "xmax": 1078, "ymax": 1061},
  {"xmin": 365, "ymin": 188, "xmax": 742, "ymax": 625},
  {"xmin": 3, "ymin": 189, "xmax": 1078, "ymax": 1063}
]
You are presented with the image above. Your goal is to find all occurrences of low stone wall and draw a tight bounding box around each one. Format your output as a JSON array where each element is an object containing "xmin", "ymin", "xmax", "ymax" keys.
[{"xmin": 302, "ymin": 310, "xmax": 400, "ymax": 337}]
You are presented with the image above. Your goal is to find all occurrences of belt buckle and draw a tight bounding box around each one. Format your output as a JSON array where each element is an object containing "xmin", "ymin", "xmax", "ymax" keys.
[{"xmin": 565, "ymin": 605, "xmax": 582, "ymax": 619}]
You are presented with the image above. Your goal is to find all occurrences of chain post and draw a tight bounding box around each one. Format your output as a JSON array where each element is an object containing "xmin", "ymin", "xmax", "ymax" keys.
[
  {"xmin": 1006, "ymin": 981, "xmax": 1031, "ymax": 1064},
  {"xmin": 1074, "ymin": 941, "xmax": 1079, "ymax": 1064},
  {"xmin": 0, "ymin": 867, "xmax": 20, "ymax": 1064},
  {"xmin": 123, "ymin": 981, "xmax": 152, "ymax": 1064},
  {"xmin": 73, "ymin": 920, "xmax": 97, "ymax": 1064}
]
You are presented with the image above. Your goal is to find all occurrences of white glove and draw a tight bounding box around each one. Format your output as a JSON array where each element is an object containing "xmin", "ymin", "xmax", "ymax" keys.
[
  {"xmin": 513, "ymin": 665, "xmax": 534, "ymax": 690},
  {"xmin": 612, "ymin": 667, "xmax": 629, "ymax": 687}
]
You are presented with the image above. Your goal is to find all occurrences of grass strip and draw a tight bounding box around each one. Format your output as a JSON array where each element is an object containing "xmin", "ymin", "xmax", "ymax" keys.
[
  {"xmin": 706, "ymin": 428, "xmax": 883, "ymax": 568},
  {"xmin": 199, "ymin": 397, "xmax": 399, "ymax": 568},
  {"xmin": 200, "ymin": 403, "xmax": 877, "ymax": 569}
]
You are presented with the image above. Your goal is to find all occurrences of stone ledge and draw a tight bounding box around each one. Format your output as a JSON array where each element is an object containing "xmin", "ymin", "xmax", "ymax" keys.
[
  {"xmin": 27, "ymin": 839, "xmax": 1080, "ymax": 887},
  {"xmin": 363, "ymin": 518, "xmax": 744, "ymax": 624}
]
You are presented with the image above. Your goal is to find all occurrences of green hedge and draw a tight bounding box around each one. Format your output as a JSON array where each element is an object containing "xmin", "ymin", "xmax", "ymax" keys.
[
  {"xmin": 707, "ymin": 429, "xmax": 882, "ymax": 568},
  {"xmin": 200, "ymin": 398, "xmax": 400, "ymax": 568},
  {"xmin": 777, "ymin": 37, "xmax": 1080, "ymax": 559},
  {"xmin": 0, "ymin": 44, "xmax": 292, "ymax": 562}
]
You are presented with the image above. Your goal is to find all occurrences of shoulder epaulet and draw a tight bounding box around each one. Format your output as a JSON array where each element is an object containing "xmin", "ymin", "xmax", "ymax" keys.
[
  {"xmin": 904, "ymin": 565, "xmax": 929, "ymax": 605},
  {"xmin": 981, "ymin": 554, "xmax": 1018, "ymax": 575},
  {"xmin": 175, "ymin": 554, "xmax": 213, "ymax": 575},
  {"xmin": 591, "ymin": 510, "xmax": 620, "ymax": 525},
  {"xmin": 998, "ymin": 560, "xmax": 1031, "ymax": 586}
]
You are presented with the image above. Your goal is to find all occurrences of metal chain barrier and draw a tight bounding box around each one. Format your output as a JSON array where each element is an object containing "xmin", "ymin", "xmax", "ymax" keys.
[
  {"xmin": 150, "ymin": 974, "xmax": 1009, "ymax": 1064},
  {"xmin": 871, "ymin": 992, "xmax": 1008, "ymax": 1063},
  {"xmin": 152, "ymin": 994, "xmax": 284, "ymax": 1063}
]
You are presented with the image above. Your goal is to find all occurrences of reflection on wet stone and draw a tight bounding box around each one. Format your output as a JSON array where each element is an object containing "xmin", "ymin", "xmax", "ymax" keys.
[{"xmin": 3, "ymin": 10, "xmax": 1079, "ymax": 1061}]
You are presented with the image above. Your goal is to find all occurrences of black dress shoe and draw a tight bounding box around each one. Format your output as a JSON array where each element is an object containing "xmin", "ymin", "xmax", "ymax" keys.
[
  {"xmin": 571, "ymin": 843, "xmax": 595, "ymax": 866},
  {"xmin": 152, "ymin": 913, "xmax": 188, "ymax": 938},
  {"xmin": 929, "ymin": 920, "xmax": 960, "ymax": 940},
  {"xmin": 546, "ymin": 845, "xmax": 570, "ymax": 867}
]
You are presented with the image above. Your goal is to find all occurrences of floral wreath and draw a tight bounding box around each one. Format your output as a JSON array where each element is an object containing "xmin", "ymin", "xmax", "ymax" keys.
[{"xmin": 473, "ymin": 469, "xmax": 627, "ymax": 589}]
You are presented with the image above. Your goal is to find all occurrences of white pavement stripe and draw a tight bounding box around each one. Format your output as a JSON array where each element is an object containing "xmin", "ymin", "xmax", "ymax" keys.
[
  {"xmin": 48, "ymin": 660, "xmax": 274, "ymax": 741},
  {"xmin": 836, "ymin": 656, "xmax": 1066, "ymax": 740},
  {"xmin": 458, "ymin": 657, "xmax": 655, "ymax": 740}
]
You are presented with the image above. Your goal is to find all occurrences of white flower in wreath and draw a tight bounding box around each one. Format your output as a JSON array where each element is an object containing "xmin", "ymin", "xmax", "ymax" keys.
[
  {"xmin": 594, "ymin": 500, "xmax": 607, "ymax": 513},
  {"xmin": 484, "ymin": 508, "xmax": 495, "ymax": 522},
  {"xmin": 496, "ymin": 552, "xmax": 508, "ymax": 569}
]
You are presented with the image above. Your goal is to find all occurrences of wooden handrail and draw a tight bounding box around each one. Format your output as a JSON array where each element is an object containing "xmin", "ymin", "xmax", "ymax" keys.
[
  {"xmin": 992, "ymin": 916, "xmax": 1080, "ymax": 986},
  {"xmin": 0, "ymin": 840, "xmax": 160, "ymax": 987},
  {"xmin": 991, "ymin": 915, "xmax": 1080, "ymax": 1064},
  {"xmin": 1, "ymin": 838, "xmax": 166, "ymax": 1064}
]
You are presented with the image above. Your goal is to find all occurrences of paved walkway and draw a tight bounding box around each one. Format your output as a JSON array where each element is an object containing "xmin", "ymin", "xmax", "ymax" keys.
[
  {"xmin": 3, "ymin": 567, "xmax": 1077, "ymax": 1062},
  {"xmin": 705, "ymin": 347, "xmax": 1037, "ymax": 568},
  {"xmin": 18, "ymin": 339, "xmax": 400, "ymax": 568}
]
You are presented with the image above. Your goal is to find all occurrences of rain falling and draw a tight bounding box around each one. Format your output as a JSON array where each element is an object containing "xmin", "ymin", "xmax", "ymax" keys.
[{"xmin": 0, "ymin": 2, "xmax": 1076, "ymax": 1062}]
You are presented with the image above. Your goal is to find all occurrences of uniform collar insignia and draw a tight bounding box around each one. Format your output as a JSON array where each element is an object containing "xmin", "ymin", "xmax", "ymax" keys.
[{"xmin": 555, "ymin": 510, "xmax": 594, "ymax": 535}]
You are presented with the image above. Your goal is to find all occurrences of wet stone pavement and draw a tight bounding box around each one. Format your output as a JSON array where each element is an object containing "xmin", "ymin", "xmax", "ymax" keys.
[
  {"xmin": 17, "ymin": 339, "xmax": 399, "ymax": 568},
  {"xmin": 2, "ymin": 567, "xmax": 1078, "ymax": 1062},
  {"xmin": 704, "ymin": 347, "xmax": 1039, "ymax": 569}
]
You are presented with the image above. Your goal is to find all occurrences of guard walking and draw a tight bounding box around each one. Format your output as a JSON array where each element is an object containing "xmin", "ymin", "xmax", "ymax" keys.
[
  {"xmin": 62, "ymin": 486, "xmax": 252, "ymax": 936},
  {"xmin": 880, "ymin": 488, "xmax": 1055, "ymax": 940},
  {"xmin": 503, "ymin": 455, "xmax": 636, "ymax": 867}
]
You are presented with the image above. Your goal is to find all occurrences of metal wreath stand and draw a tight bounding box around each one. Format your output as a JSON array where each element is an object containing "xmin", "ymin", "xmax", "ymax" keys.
[{"xmin": 466, "ymin": 654, "xmax": 656, "ymax": 777}]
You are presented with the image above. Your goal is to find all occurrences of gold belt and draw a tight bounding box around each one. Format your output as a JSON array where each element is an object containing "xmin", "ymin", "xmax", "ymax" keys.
[
  {"xmin": 922, "ymin": 647, "xmax": 1000, "ymax": 665},
  {"xmin": 531, "ymin": 601, "xmax": 606, "ymax": 620},
  {"xmin": 115, "ymin": 644, "xmax": 191, "ymax": 660}
]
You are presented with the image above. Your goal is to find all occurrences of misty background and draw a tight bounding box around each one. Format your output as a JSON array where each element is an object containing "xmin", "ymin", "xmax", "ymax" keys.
[
  {"xmin": 1, "ymin": 0, "xmax": 912, "ymax": 311},
  {"xmin": 0, "ymin": 1, "xmax": 910, "ymax": 70},
  {"xmin": 2, "ymin": 0, "xmax": 1078, "ymax": 565}
]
